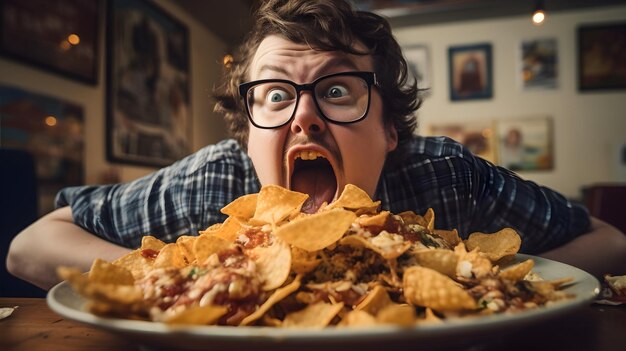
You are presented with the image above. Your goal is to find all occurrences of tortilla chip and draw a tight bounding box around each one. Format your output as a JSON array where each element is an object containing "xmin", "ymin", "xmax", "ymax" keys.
[
  {"xmin": 153, "ymin": 243, "xmax": 187, "ymax": 269},
  {"xmin": 326, "ymin": 184, "xmax": 380, "ymax": 213},
  {"xmin": 354, "ymin": 285, "xmax": 393, "ymax": 316},
  {"xmin": 403, "ymin": 266, "xmax": 476, "ymax": 311},
  {"xmin": 220, "ymin": 193, "xmax": 258, "ymax": 221},
  {"xmin": 282, "ymin": 302, "xmax": 344, "ymax": 328},
  {"xmin": 499, "ymin": 259, "xmax": 534, "ymax": 282},
  {"xmin": 239, "ymin": 276, "xmax": 301, "ymax": 326},
  {"xmin": 275, "ymin": 209, "xmax": 356, "ymax": 252},
  {"xmin": 89, "ymin": 259, "xmax": 134, "ymax": 285},
  {"xmin": 338, "ymin": 310, "xmax": 377, "ymax": 327},
  {"xmin": 465, "ymin": 228, "xmax": 521, "ymax": 262},
  {"xmin": 252, "ymin": 185, "xmax": 308, "ymax": 224},
  {"xmin": 164, "ymin": 305, "xmax": 228, "ymax": 325},
  {"xmin": 413, "ymin": 249, "xmax": 458, "ymax": 278},
  {"xmin": 249, "ymin": 237, "xmax": 292, "ymax": 290},
  {"xmin": 193, "ymin": 234, "xmax": 233, "ymax": 265}
]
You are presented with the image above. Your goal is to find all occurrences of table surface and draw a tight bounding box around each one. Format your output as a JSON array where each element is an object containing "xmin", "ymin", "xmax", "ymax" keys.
[{"xmin": 1, "ymin": 297, "xmax": 625, "ymax": 351}]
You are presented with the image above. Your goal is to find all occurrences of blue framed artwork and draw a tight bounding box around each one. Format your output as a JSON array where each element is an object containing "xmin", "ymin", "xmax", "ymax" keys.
[
  {"xmin": 448, "ymin": 43, "xmax": 493, "ymax": 101},
  {"xmin": 0, "ymin": 84, "xmax": 85, "ymax": 215}
]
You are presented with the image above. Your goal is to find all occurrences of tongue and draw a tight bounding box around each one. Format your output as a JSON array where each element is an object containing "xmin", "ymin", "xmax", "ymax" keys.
[{"xmin": 292, "ymin": 166, "xmax": 336, "ymax": 214}]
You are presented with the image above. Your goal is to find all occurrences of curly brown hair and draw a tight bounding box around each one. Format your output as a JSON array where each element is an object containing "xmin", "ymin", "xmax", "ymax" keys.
[{"xmin": 213, "ymin": 0, "xmax": 421, "ymax": 162}]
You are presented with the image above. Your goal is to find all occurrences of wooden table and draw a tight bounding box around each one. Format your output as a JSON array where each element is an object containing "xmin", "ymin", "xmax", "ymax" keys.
[
  {"xmin": 1, "ymin": 298, "xmax": 138, "ymax": 351},
  {"xmin": 1, "ymin": 297, "xmax": 624, "ymax": 351}
]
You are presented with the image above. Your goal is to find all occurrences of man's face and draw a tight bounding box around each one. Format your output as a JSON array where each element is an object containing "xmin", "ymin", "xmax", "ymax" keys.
[{"xmin": 246, "ymin": 35, "xmax": 397, "ymax": 212}]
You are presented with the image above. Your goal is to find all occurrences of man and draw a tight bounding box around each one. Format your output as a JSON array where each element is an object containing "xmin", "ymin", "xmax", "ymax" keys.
[{"xmin": 7, "ymin": 0, "xmax": 625, "ymax": 289}]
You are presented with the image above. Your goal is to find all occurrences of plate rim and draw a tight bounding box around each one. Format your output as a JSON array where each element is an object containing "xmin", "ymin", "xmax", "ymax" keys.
[{"xmin": 47, "ymin": 254, "xmax": 600, "ymax": 343}]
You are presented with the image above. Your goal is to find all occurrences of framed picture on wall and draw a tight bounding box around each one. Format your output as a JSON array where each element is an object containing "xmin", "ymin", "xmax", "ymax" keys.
[
  {"xmin": 520, "ymin": 38, "xmax": 558, "ymax": 90},
  {"xmin": 448, "ymin": 43, "xmax": 492, "ymax": 101},
  {"xmin": 402, "ymin": 44, "xmax": 432, "ymax": 95},
  {"xmin": 0, "ymin": 0, "xmax": 99, "ymax": 84},
  {"xmin": 578, "ymin": 23, "xmax": 626, "ymax": 91},
  {"xmin": 428, "ymin": 120, "xmax": 497, "ymax": 163},
  {"xmin": 106, "ymin": 0, "xmax": 191, "ymax": 167},
  {"xmin": 496, "ymin": 117, "xmax": 553, "ymax": 172},
  {"xmin": 0, "ymin": 84, "xmax": 85, "ymax": 215}
]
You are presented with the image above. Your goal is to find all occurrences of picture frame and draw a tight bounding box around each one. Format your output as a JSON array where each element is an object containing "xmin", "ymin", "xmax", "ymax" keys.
[
  {"xmin": 448, "ymin": 43, "xmax": 492, "ymax": 101},
  {"xmin": 428, "ymin": 120, "xmax": 497, "ymax": 164},
  {"xmin": 402, "ymin": 44, "xmax": 432, "ymax": 95},
  {"xmin": 0, "ymin": 84, "xmax": 85, "ymax": 215},
  {"xmin": 106, "ymin": 0, "xmax": 191, "ymax": 167},
  {"xmin": 578, "ymin": 23, "xmax": 626, "ymax": 91},
  {"xmin": 0, "ymin": 0, "xmax": 99, "ymax": 85},
  {"xmin": 520, "ymin": 38, "xmax": 558, "ymax": 90},
  {"xmin": 496, "ymin": 117, "xmax": 553, "ymax": 172}
]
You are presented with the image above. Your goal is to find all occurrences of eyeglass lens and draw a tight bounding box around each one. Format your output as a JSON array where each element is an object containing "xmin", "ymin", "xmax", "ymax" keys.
[{"xmin": 245, "ymin": 75, "xmax": 370, "ymax": 128}]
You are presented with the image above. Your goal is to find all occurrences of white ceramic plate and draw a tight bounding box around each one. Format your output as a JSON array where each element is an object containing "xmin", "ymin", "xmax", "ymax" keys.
[{"xmin": 47, "ymin": 254, "xmax": 599, "ymax": 351}]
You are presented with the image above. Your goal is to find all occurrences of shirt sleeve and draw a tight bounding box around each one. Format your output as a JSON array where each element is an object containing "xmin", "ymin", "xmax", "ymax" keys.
[
  {"xmin": 467, "ymin": 155, "xmax": 591, "ymax": 254},
  {"xmin": 55, "ymin": 140, "xmax": 257, "ymax": 249}
]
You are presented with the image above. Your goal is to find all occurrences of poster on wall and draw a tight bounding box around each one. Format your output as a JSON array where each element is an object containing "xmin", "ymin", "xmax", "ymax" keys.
[
  {"xmin": 402, "ymin": 44, "xmax": 432, "ymax": 95},
  {"xmin": 0, "ymin": 0, "xmax": 99, "ymax": 84},
  {"xmin": 0, "ymin": 84, "xmax": 84, "ymax": 215},
  {"xmin": 448, "ymin": 43, "xmax": 493, "ymax": 101},
  {"xmin": 496, "ymin": 117, "xmax": 553, "ymax": 172},
  {"xmin": 578, "ymin": 23, "xmax": 626, "ymax": 91},
  {"xmin": 520, "ymin": 38, "xmax": 558, "ymax": 90},
  {"xmin": 107, "ymin": 0, "xmax": 191, "ymax": 167},
  {"xmin": 428, "ymin": 121, "xmax": 497, "ymax": 163}
]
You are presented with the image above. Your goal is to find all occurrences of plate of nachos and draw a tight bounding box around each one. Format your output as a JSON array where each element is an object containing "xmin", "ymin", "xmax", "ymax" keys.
[{"xmin": 47, "ymin": 185, "xmax": 599, "ymax": 351}]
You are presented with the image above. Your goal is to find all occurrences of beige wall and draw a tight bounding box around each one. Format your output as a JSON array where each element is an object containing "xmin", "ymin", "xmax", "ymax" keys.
[
  {"xmin": 393, "ymin": 5, "xmax": 626, "ymax": 198},
  {"xmin": 0, "ymin": 0, "xmax": 230, "ymax": 184},
  {"xmin": 2, "ymin": 3, "xmax": 624, "ymax": 200}
]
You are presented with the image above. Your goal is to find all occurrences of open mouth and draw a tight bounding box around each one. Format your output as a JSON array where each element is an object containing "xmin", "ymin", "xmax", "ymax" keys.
[{"xmin": 290, "ymin": 151, "xmax": 337, "ymax": 213}]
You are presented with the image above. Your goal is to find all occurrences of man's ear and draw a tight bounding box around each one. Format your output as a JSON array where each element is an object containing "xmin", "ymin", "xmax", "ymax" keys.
[{"xmin": 386, "ymin": 123, "xmax": 398, "ymax": 152}]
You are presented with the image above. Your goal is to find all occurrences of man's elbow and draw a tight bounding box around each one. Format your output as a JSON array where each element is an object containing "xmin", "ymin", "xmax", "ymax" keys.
[
  {"xmin": 7, "ymin": 234, "xmax": 31, "ymax": 279},
  {"xmin": 6, "ymin": 230, "xmax": 47, "ymax": 289}
]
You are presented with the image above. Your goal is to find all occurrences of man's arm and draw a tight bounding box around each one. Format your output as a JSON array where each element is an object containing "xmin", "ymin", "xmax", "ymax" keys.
[
  {"xmin": 6, "ymin": 206, "xmax": 131, "ymax": 290},
  {"xmin": 539, "ymin": 217, "xmax": 626, "ymax": 278}
]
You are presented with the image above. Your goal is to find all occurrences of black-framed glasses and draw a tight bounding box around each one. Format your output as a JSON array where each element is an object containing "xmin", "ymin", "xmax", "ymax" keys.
[{"xmin": 239, "ymin": 71, "xmax": 378, "ymax": 129}]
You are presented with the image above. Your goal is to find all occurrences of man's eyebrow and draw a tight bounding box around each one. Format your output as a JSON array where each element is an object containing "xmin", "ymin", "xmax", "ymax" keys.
[
  {"xmin": 314, "ymin": 57, "xmax": 360, "ymax": 75},
  {"xmin": 257, "ymin": 64, "xmax": 289, "ymax": 77},
  {"xmin": 256, "ymin": 56, "xmax": 362, "ymax": 79}
]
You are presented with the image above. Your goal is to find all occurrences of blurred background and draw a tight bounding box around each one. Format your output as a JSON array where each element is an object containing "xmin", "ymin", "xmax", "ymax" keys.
[{"xmin": 1, "ymin": 0, "xmax": 625, "ymax": 295}]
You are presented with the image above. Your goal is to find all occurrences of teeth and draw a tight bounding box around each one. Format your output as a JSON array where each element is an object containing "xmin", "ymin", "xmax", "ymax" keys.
[{"xmin": 296, "ymin": 151, "xmax": 324, "ymax": 160}]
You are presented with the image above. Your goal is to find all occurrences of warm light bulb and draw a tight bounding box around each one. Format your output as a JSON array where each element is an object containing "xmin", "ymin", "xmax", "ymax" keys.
[
  {"xmin": 67, "ymin": 34, "xmax": 80, "ymax": 45},
  {"xmin": 45, "ymin": 116, "xmax": 57, "ymax": 126},
  {"xmin": 532, "ymin": 10, "xmax": 545, "ymax": 25},
  {"xmin": 223, "ymin": 54, "xmax": 234, "ymax": 68}
]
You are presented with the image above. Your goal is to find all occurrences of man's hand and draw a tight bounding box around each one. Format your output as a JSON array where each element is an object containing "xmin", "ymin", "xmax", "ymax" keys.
[
  {"xmin": 6, "ymin": 206, "xmax": 131, "ymax": 290},
  {"xmin": 539, "ymin": 217, "xmax": 626, "ymax": 278}
]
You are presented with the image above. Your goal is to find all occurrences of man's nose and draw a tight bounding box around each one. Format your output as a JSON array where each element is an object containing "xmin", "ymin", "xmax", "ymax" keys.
[{"xmin": 290, "ymin": 91, "xmax": 325, "ymax": 134}]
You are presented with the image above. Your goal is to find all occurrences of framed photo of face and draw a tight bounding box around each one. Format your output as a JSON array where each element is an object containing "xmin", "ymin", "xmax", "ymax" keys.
[
  {"xmin": 496, "ymin": 117, "xmax": 553, "ymax": 172},
  {"xmin": 448, "ymin": 43, "xmax": 493, "ymax": 101},
  {"xmin": 578, "ymin": 22, "xmax": 626, "ymax": 91},
  {"xmin": 0, "ymin": 0, "xmax": 99, "ymax": 84},
  {"xmin": 106, "ymin": 0, "xmax": 191, "ymax": 167}
]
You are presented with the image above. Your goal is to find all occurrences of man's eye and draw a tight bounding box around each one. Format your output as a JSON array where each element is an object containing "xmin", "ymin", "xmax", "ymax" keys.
[
  {"xmin": 326, "ymin": 85, "xmax": 349, "ymax": 98},
  {"xmin": 266, "ymin": 89, "xmax": 290, "ymax": 103}
]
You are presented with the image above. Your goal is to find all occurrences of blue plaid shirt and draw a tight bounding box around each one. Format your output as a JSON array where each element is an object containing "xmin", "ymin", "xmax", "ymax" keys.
[{"xmin": 56, "ymin": 136, "xmax": 590, "ymax": 253}]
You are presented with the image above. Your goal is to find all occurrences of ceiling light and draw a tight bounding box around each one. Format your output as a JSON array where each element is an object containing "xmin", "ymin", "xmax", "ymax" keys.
[{"xmin": 532, "ymin": 1, "xmax": 546, "ymax": 26}]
